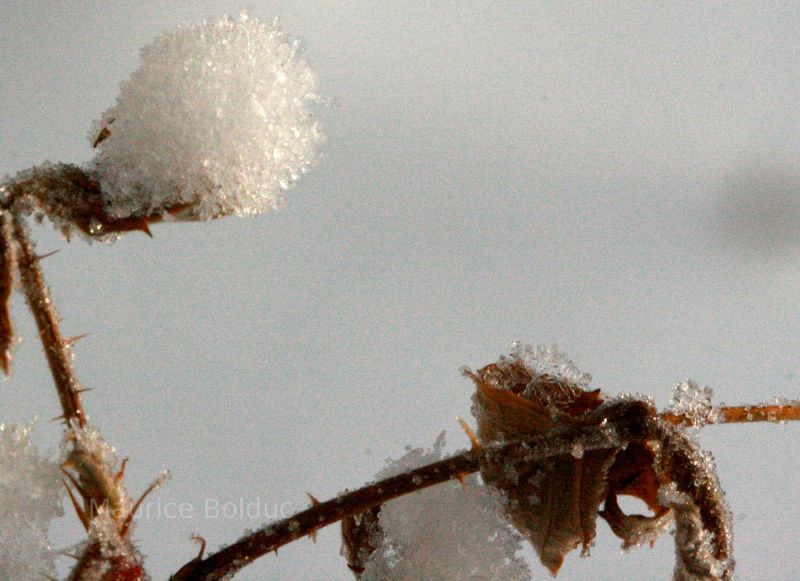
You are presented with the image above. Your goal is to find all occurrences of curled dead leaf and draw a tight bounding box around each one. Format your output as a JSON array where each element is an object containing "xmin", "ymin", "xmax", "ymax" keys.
[{"xmin": 468, "ymin": 352, "xmax": 671, "ymax": 575}]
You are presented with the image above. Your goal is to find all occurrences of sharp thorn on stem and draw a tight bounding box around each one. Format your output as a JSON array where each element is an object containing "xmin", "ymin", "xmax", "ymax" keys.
[
  {"xmin": 64, "ymin": 333, "xmax": 89, "ymax": 346},
  {"xmin": 35, "ymin": 249, "xmax": 60, "ymax": 261},
  {"xmin": 190, "ymin": 535, "xmax": 207, "ymax": 560}
]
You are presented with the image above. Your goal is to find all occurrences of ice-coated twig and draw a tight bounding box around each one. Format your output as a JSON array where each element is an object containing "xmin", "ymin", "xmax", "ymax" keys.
[
  {"xmin": 11, "ymin": 212, "xmax": 87, "ymax": 427},
  {"xmin": 663, "ymin": 402, "xmax": 800, "ymax": 427}
]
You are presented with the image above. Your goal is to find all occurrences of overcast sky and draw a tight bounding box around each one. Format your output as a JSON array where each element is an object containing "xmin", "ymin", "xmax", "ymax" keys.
[{"xmin": 2, "ymin": 2, "xmax": 799, "ymax": 579}]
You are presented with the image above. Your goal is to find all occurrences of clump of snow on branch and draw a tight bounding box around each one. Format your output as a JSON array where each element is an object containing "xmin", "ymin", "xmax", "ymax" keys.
[
  {"xmin": 91, "ymin": 13, "xmax": 324, "ymax": 220},
  {"xmin": 362, "ymin": 432, "xmax": 531, "ymax": 580},
  {"xmin": 0, "ymin": 422, "xmax": 64, "ymax": 579}
]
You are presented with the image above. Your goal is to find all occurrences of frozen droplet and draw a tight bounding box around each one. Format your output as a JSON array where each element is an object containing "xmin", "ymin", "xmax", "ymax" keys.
[
  {"xmin": 88, "ymin": 219, "xmax": 104, "ymax": 235},
  {"xmin": 570, "ymin": 442, "xmax": 584, "ymax": 459}
]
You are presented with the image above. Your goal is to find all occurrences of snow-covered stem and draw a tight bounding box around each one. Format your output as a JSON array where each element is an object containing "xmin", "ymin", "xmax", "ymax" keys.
[
  {"xmin": 11, "ymin": 212, "xmax": 87, "ymax": 427},
  {"xmin": 662, "ymin": 402, "xmax": 800, "ymax": 426},
  {"xmin": 171, "ymin": 405, "xmax": 655, "ymax": 580}
]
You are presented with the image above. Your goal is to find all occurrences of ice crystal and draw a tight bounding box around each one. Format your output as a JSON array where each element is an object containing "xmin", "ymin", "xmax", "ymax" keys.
[
  {"xmin": 670, "ymin": 380, "xmax": 720, "ymax": 427},
  {"xmin": 91, "ymin": 13, "xmax": 324, "ymax": 220},
  {"xmin": 509, "ymin": 342, "xmax": 591, "ymax": 391},
  {"xmin": 362, "ymin": 432, "xmax": 531, "ymax": 580},
  {"xmin": 0, "ymin": 422, "xmax": 63, "ymax": 579}
]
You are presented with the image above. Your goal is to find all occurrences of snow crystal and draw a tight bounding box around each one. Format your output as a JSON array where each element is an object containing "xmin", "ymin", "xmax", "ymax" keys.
[
  {"xmin": 91, "ymin": 13, "xmax": 324, "ymax": 220},
  {"xmin": 511, "ymin": 342, "xmax": 591, "ymax": 390},
  {"xmin": 0, "ymin": 422, "xmax": 63, "ymax": 579},
  {"xmin": 670, "ymin": 380, "xmax": 720, "ymax": 427},
  {"xmin": 362, "ymin": 432, "xmax": 531, "ymax": 580}
]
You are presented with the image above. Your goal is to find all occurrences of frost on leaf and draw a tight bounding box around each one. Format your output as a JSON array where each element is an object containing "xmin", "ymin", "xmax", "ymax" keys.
[
  {"xmin": 345, "ymin": 432, "xmax": 531, "ymax": 581},
  {"xmin": 91, "ymin": 13, "xmax": 324, "ymax": 221},
  {"xmin": 0, "ymin": 422, "xmax": 64, "ymax": 580},
  {"xmin": 467, "ymin": 344, "xmax": 670, "ymax": 575}
]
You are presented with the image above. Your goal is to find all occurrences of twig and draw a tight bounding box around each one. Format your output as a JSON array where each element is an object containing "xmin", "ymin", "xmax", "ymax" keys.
[
  {"xmin": 662, "ymin": 402, "xmax": 800, "ymax": 427},
  {"xmin": 11, "ymin": 212, "xmax": 86, "ymax": 427},
  {"xmin": 170, "ymin": 411, "xmax": 653, "ymax": 581},
  {"xmin": 0, "ymin": 211, "xmax": 16, "ymax": 374},
  {"xmin": 172, "ymin": 399, "xmax": 800, "ymax": 580}
]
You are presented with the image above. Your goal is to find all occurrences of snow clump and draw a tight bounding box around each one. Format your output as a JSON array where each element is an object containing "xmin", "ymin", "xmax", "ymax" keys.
[
  {"xmin": 0, "ymin": 422, "xmax": 63, "ymax": 579},
  {"xmin": 91, "ymin": 13, "xmax": 324, "ymax": 220}
]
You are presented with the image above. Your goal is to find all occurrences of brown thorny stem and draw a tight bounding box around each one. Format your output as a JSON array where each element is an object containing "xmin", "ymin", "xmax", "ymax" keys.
[
  {"xmin": 10, "ymin": 212, "xmax": 88, "ymax": 427},
  {"xmin": 171, "ymin": 400, "xmax": 800, "ymax": 580},
  {"xmin": 3, "ymin": 205, "xmax": 137, "ymax": 578}
]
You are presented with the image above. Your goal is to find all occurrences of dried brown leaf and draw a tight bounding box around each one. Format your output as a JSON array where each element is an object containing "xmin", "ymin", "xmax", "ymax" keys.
[{"xmin": 469, "ymin": 358, "xmax": 670, "ymax": 575}]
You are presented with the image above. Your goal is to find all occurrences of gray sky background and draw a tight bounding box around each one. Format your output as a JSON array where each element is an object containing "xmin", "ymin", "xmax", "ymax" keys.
[{"xmin": 2, "ymin": 2, "xmax": 799, "ymax": 579}]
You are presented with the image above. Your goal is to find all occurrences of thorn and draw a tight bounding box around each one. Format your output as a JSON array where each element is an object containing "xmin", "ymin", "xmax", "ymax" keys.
[
  {"xmin": 93, "ymin": 126, "xmax": 111, "ymax": 148},
  {"xmin": 50, "ymin": 414, "xmax": 66, "ymax": 423},
  {"xmin": 62, "ymin": 477, "xmax": 90, "ymax": 531},
  {"xmin": 35, "ymin": 249, "xmax": 60, "ymax": 261},
  {"xmin": 304, "ymin": 493, "xmax": 322, "ymax": 541},
  {"xmin": 57, "ymin": 550, "xmax": 82, "ymax": 560},
  {"xmin": 64, "ymin": 333, "xmax": 89, "ymax": 346},
  {"xmin": 61, "ymin": 466, "xmax": 92, "ymax": 505},
  {"xmin": 121, "ymin": 471, "xmax": 170, "ymax": 537},
  {"xmin": 456, "ymin": 471, "xmax": 468, "ymax": 491},
  {"xmin": 116, "ymin": 458, "xmax": 129, "ymax": 482},
  {"xmin": 75, "ymin": 387, "xmax": 93, "ymax": 395},
  {"xmin": 141, "ymin": 221, "xmax": 153, "ymax": 238},
  {"xmin": 190, "ymin": 535, "xmax": 206, "ymax": 560},
  {"xmin": 456, "ymin": 416, "xmax": 482, "ymax": 451}
]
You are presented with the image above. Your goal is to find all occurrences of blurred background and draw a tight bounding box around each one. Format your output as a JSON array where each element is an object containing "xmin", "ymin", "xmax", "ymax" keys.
[{"xmin": 2, "ymin": 2, "xmax": 798, "ymax": 579}]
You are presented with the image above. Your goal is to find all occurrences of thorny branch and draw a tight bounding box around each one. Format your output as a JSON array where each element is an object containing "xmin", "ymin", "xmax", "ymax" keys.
[
  {"xmin": 170, "ymin": 423, "xmax": 640, "ymax": 581},
  {"xmin": 172, "ymin": 400, "xmax": 800, "ymax": 580},
  {"xmin": 0, "ymin": 170, "xmax": 146, "ymax": 579},
  {"xmin": 10, "ymin": 212, "xmax": 87, "ymax": 427}
]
